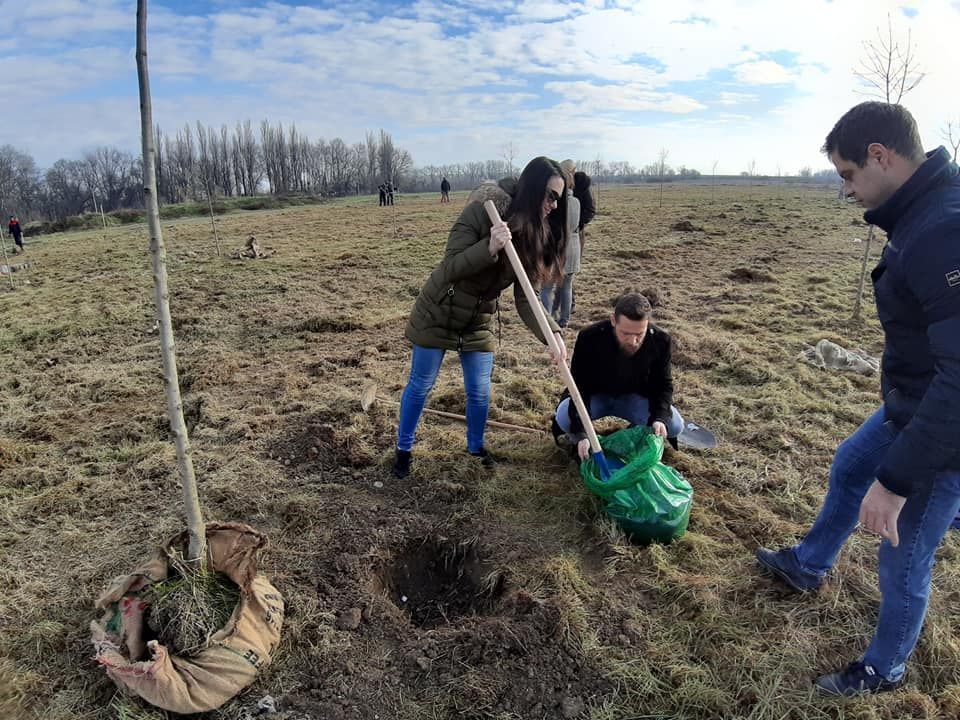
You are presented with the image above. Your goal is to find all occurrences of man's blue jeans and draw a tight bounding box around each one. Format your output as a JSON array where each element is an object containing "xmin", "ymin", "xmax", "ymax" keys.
[
  {"xmin": 554, "ymin": 393, "xmax": 685, "ymax": 438},
  {"xmin": 540, "ymin": 274, "xmax": 575, "ymax": 327},
  {"xmin": 789, "ymin": 406, "xmax": 960, "ymax": 680},
  {"xmin": 396, "ymin": 345, "xmax": 494, "ymax": 454}
]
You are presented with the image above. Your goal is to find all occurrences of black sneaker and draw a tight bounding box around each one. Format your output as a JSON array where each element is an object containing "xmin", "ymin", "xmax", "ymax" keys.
[
  {"xmin": 468, "ymin": 447, "xmax": 498, "ymax": 469},
  {"xmin": 755, "ymin": 547, "xmax": 824, "ymax": 592},
  {"xmin": 815, "ymin": 661, "xmax": 905, "ymax": 697},
  {"xmin": 393, "ymin": 449, "xmax": 412, "ymax": 478}
]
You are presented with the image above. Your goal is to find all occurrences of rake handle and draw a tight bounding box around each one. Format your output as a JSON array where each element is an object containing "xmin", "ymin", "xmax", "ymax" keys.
[
  {"xmin": 374, "ymin": 396, "xmax": 543, "ymax": 434},
  {"xmin": 482, "ymin": 200, "xmax": 603, "ymax": 457}
]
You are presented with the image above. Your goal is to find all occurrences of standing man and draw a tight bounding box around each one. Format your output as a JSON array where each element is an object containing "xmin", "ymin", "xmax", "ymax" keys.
[
  {"xmin": 386, "ymin": 181, "xmax": 395, "ymax": 206},
  {"xmin": 378, "ymin": 183, "xmax": 387, "ymax": 207},
  {"xmin": 440, "ymin": 176, "xmax": 451, "ymax": 203},
  {"xmin": 756, "ymin": 102, "xmax": 960, "ymax": 696},
  {"xmin": 551, "ymin": 290, "xmax": 684, "ymax": 459},
  {"xmin": 8, "ymin": 215, "xmax": 23, "ymax": 253}
]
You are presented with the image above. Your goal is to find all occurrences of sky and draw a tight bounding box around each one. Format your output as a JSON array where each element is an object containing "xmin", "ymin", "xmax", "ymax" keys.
[{"xmin": 0, "ymin": 0, "xmax": 958, "ymax": 176}]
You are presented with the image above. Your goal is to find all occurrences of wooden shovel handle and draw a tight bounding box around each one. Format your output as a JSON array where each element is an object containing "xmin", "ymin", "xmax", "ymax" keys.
[{"xmin": 482, "ymin": 200, "xmax": 602, "ymax": 455}]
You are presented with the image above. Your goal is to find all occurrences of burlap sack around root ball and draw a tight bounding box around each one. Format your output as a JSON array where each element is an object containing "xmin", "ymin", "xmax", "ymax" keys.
[{"xmin": 90, "ymin": 522, "xmax": 284, "ymax": 714}]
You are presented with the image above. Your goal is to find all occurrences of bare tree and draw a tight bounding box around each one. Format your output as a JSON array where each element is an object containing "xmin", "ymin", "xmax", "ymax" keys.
[
  {"xmin": 943, "ymin": 121, "xmax": 960, "ymax": 162},
  {"xmin": 854, "ymin": 14, "xmax": 924, "ymax": 103},
  {"xmin": 235, "ymin": 119, "xmax": 260, "ymax": 196},
  {"xmin": 377, "ymin": 129, "xmax": 395, "ymax": 184},
  {"xmin": 657, "ymin": 148, "xmax": 669, "ymax": 208},
  {"xmin": 850, "ymin": 14, "xmax": 923, "ymax": 321},
  {"xmin": 136, "ymin": 0, "xmax": 205, "ymax": 564},
  {"xmin": 499, "ymin": 141, "xmax": 518, "ymax": 175},
  {"xmin": 364, "ymin": 131, "xmax": 379, "ymax": 194}
]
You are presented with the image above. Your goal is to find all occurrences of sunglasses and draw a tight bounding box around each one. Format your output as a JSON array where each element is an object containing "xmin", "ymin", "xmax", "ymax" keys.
[{"xmin": 546, "ymin": 190, "xmax": 561, "ymax": 203}]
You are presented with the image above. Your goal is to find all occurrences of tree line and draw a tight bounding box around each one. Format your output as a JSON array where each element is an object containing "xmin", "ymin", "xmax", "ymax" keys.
[
  {"xmin": 0, "ymin": 122, "xmax": 414, "ymax": 222},
  {"xmin": 1, "ymin": 120, "xmax": 844, "ymax": 225}
]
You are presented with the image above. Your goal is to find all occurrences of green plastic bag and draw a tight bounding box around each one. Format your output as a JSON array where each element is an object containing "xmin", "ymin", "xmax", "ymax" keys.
[{"xmin": 579, "ymin": 425, "xmax": 693, "ymax": 544}]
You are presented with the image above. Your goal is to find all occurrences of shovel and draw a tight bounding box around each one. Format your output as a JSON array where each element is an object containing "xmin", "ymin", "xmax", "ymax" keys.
[{"xmin": 482, "ymin": 200, "xmax": 612, "ymax": 480}]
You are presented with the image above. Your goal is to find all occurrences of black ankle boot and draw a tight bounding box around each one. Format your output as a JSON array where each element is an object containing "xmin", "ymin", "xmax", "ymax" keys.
[
  {"xmin": 468, "ymin": 447, "xmax": 498, "ymax": 469},
  {"xmin": 393, "ymin": 449, "xmax": 412, "ymax": 478}
]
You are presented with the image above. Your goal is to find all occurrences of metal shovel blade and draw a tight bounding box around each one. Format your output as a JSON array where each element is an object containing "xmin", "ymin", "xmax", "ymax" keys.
[{"xmin": 677, "ymin": 421, "xmax": 717, "ymax": 450}]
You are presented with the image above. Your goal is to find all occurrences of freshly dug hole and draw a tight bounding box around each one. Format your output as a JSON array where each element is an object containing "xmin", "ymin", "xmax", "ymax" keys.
[{"xmin": 387, "ymin": 537, "xmax": 504, "ymax": 628}]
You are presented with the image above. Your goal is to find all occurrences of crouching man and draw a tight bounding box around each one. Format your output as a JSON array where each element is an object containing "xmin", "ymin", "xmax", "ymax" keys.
[{"xmin": 551, "ymin": 290, "xmax": 684, "ymax": 459}]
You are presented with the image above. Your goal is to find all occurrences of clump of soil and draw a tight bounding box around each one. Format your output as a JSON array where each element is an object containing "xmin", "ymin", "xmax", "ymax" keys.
[
  {"xmin": 144, "ymin": 551, "xmax": 240, "ymax": 657},
  {"xmin": 298, "ymin": 317, "xmax": 363, "ymax": 333},
  {"xmin": 671, "ymin": 219, "xmax": 703, "ymax": 232},
  {"xmin": 640, "ymin": 287, "xmax": 664, "ymax": 307},
  {"xmin": 728, "ymin": 267, "xmax": 776, "ymax": 283}
]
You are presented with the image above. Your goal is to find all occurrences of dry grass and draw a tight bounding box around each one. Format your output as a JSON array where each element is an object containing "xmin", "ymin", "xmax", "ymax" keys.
[
  {"xmin": 2, "ymin": 186, "xmax": 959, "ymax": 719},
  {"xmin": 144, "ymin": 551, "xmax": 240, "ymax": 657}
]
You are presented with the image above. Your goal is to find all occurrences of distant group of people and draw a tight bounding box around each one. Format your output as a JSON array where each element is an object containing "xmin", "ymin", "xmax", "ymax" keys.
[
  {"xmin": 7, "ymin": 215, "xmax": 23, "ymax": 253},
  {"xmin": 378, "ymin": 182, "xmax": 396, "ymax": 206},
  {"xmin": 388, "ymin": 101, "xmax": 960, "ymax": 700}
]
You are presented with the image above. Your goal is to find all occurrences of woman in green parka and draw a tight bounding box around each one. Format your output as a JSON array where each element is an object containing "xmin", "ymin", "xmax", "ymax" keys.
[{"xmin": 393, "ymin": 156, "xmax": 569, "ymax": 478}]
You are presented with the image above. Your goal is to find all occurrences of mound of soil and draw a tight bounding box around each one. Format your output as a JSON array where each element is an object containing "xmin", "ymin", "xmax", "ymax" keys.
[{"xmin": 728, "ymin": 267, "xmax": 776, "ymax": 283}]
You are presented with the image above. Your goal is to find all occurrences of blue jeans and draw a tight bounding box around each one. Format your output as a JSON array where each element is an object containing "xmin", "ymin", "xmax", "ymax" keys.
[
  {"xmin": 396, "ymin": 345, "xmax": 494, "ymax": 454},
  {"xmin": 554, "ymin": 393, "xmax": 685, "ymax": 438},
  {"xmin": 539, "ymin": 274, "xmax": 575, "ymax": 327},
  {"xmin": 789, "ymin": 406, "xmax": 960, "ymax": 680}
]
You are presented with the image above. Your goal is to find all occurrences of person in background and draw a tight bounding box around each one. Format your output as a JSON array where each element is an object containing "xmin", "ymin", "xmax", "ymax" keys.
[
  {"xmin": 440, "ymin": 177, "xmax": 451, "ymax": 203},
  {"xmin": 539, "ymin": 160, "xmax": 580, "ymax": 328},
  {"xmin": 8, "ymin": 215, "xmax": 23, "ymax": 253}
]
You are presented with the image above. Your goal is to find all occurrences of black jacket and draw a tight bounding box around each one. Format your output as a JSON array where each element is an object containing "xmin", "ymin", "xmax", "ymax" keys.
[
  {"xmin": 565, "ymin": 319, "xmax": 674, "ymax": 434},
  {"xmin": 573, "ymin": 172, "xmax": 595, "ymax": 230},
  {"xmin": 864, "ymin": 146, "xmax": 960, "ymax": 496}
]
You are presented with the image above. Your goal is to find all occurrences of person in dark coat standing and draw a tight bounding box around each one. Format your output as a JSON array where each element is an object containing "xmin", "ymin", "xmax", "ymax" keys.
[
  {"xmin": 8, "ymin": 216, "xmax": 23, "ymax": 253},
  {"xmin": 378, "ymin": 183, "xmax": 387, "ymax": 207},
  {"xmin": 756, "ymin": 102, "xmax": 960, "ymax": 697},
  {"xmin": 440, "ymin": 177, "xmax": 451, "ymax": 203},
  {"xmin": 393, "ymin": 157, "xmax": 569, "ymax": 478}
]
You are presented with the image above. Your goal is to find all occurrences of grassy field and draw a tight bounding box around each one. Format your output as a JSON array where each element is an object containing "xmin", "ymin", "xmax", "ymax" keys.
[{"xmin": 2, "ymin": 184, "xmax": 959, "ymax": 720}]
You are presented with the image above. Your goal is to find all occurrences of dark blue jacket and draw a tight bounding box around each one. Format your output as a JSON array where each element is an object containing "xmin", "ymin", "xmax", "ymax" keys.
[{"xmin": 865, "ymin": 147, "xmax": 960, "ymax": 496}]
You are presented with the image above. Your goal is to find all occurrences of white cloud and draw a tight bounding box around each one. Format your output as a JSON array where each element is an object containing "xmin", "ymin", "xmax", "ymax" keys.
[
  {"xmin": 735, "ymin": 60, "xmax": 794, "ymax": 85},
  {"xmin": 717, "ymin": 92, "xmax": 758, "ymax": 106},
  {"xmin": 0, "ymin": 0, "xmax": 958, "ymax": 177},
  {"xmin": 545, "ymin": 81, "xmax": 706, "ymax": 114}
]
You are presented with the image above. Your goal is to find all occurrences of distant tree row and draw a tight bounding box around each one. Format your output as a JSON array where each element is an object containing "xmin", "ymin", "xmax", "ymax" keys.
[
  {"xmin": 0, "ymin": 122, "xmax": 414, "ymax": 222},
  {"xmin": 0, "ymin": 129, "xmax": 845, "ymax": 224},
  {"xmin": 155, "ymin": 122, "xmax": 412, "ymax": 203}
]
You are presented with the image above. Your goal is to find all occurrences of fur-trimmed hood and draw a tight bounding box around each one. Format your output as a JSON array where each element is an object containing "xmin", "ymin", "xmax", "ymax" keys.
[{"xmin": 465, "ymin": 177, "xmax": 516, "ymax": 217}]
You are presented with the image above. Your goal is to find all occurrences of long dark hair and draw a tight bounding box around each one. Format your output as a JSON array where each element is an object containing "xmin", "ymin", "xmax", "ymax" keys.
[{"xmin": 504, "ymin": 156, "xmax": 567, "ymax": 284}]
